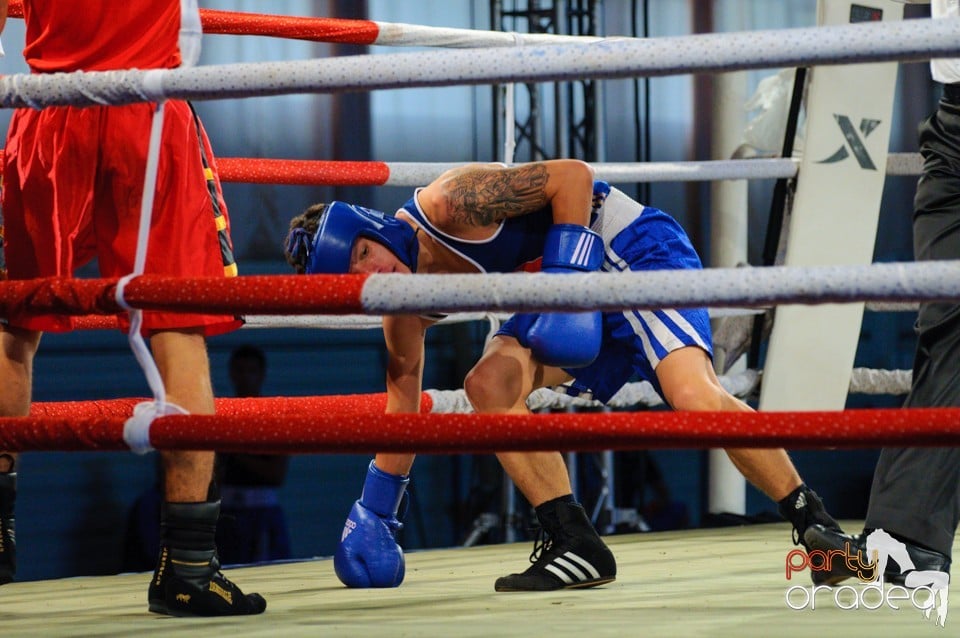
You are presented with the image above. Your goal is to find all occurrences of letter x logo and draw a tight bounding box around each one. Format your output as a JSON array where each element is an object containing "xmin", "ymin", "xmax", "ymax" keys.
[{"xmin": 816, "ymin": 114, "xmax": 881, "ymax": 170}]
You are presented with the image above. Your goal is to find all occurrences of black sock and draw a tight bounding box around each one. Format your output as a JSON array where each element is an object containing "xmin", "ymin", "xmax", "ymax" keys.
[
  {"xmin": 777, "ymin": 485, "xmax": 807, "ymax": 514},
  {"xmin": 535, "ymin": 494, "xmax": 577, "ymax": 532},
  {"xmin": 537, "ymin": 494, "xmax": 576, "ymax": 508},
  {"xmin": 777, "ymin": 484, "xmax": 811, "ymax": 537}
]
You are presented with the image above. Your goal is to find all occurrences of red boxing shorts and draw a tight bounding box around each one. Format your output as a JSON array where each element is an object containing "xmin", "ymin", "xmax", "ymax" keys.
[{"xmin": 1, "ymin": 100, "xmax": 242, "ymax": 336}]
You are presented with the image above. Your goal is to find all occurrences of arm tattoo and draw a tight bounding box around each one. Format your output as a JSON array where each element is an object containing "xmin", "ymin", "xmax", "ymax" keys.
[{"xmin": 443, "ymin": 164, "xmax": 550, "ymax": 226}]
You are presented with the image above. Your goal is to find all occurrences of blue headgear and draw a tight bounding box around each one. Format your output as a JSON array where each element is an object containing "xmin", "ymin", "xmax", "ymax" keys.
[{"xmin": 303, "ymin": 201, "xmax": 419, "ymax": 274}]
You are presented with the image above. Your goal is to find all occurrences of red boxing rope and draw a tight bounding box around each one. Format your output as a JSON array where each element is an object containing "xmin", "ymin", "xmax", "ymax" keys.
[
  {"xmin": 5, "ymin": 1, "xmax": 381, "ymax": 45},
  {"xmin": 1, "ymin": 408, "xmax": 959, "ymax": 453},
  {"xmin": 216, "ymin": 158, "xmax": 391, "ymax": 186},
  {"xmin": 73, "ymin": 316, "xmax": 121, "ymax": 330},
  {"xmin": 0, "ymin": 153, "xmax": 392, "ymax": 187},
  {"xmin": 29, "ymin": 394, "xmax": 432, "ymax": 420},
  {"xmin": 199, "ymin": 9, "xmax": 380, "ymax": 44},
  {"xmin": 0, "ymin": 274, "xmax": 367, "ymax": 317}
]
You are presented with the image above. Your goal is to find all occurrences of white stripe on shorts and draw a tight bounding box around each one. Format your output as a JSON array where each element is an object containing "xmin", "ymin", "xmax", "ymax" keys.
[{"xmin": 622, "ymin": 309, "xmax": 662, "ymax": 368}]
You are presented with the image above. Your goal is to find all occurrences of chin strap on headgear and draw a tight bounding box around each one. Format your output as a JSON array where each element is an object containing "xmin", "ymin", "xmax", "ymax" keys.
[{"xmin": 301, "ymin": 202, "xmax": 419, "ymax": 274}]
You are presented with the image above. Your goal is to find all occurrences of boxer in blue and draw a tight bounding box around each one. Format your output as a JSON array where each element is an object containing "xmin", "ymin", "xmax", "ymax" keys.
[{"xmin": 284, "ymin": 159, "xmax": 840, "ymax": 591}]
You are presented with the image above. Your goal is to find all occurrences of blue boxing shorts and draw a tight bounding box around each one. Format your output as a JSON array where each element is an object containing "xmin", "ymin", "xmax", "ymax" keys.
[{"xmin": 497, "ymin": 204, "xmax": 712, "ymax": 404}]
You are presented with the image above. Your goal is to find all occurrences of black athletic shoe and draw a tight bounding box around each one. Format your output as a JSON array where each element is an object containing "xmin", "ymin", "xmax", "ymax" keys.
[
  {"xmin": 148, "ymin": 501, "xmax": 266, "ymax": 617},
  {"xmin": 0, "ymin": 473, "xmax": 15, "ymax": 586},
  {"xmin": 494, "ymin": 501, "xmax": 616, "ymax": 592},
  {"xmin": 778, "ymin": 485, "xmax": 840, "ymax": 547},
  {"xmin": 804, "ymin": 524, "xmax": 952, "ymax": 587}
]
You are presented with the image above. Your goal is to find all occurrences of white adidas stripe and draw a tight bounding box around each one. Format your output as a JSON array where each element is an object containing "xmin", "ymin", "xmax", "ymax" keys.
[
  {"xmin": 543, "ymin": 550, "xmax": 603, "ymax": 585},
  {"xmin": 562, "ymin": 551, "xmax": 603, "ymax": 578},
  {"xmin": 570, "ymin": 233, "xmax": 595, "ymax": 268}
]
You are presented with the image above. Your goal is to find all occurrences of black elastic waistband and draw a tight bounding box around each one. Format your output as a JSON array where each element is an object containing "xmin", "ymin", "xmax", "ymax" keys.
[{"xmin": 943, "ymin": 83, "xmax": 960, "ymax": 105}]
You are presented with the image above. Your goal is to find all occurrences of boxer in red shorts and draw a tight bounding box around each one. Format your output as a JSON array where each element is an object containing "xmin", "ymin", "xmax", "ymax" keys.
[{"xmin": 0, "ymin": 0, "xmax": 265, "ymax": 616}]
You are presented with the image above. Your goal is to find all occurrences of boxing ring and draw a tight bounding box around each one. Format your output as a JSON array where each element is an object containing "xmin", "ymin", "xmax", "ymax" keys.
[
  {"xmin": 1, "ymin": 2, "xmax": 959, "ymax": 635},
  {"xmin": 3, "ymin": 522, "xmax": 950, "ymax": 637}
]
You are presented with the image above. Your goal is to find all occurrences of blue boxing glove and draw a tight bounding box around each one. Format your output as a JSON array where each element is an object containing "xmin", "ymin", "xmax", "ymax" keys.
[
  {"xmin": 334, "ymin": 460, "xmax": 409, "ymax": 588},
  {"xmin": 516, "ymin": 224, "xmax": 604, "ymax": 368}
]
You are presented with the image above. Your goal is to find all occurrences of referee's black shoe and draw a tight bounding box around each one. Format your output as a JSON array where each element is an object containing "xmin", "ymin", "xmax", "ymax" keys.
[
  {"xmin": 804, "ymin": 524, "xmax": 951, "ymax": 587},
  {"xmin": 494, "ymin": 499, "xmax": 616, "ymax": 592}
]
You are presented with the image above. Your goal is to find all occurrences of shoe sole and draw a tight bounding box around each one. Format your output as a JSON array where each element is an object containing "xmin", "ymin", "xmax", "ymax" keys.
[
  {"xmin": 148, "ymin": 602, "xmax": 178, "ymax": 617},
  {"xmin": 149, "ymin": 602, "xmax": 263, "ymax": 618},
  {"xmin": 149, "ymin": 602, "xmax": 207, "ymax": 618},
  {"xmin": 495, "ymin": 576, "xmax": 616, "ymax": 592}
]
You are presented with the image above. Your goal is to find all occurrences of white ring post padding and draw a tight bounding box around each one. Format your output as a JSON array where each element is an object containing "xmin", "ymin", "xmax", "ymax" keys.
[
  {"xmin": 2, "ymin": 18, "xmax": 959, "ymax": 107},
  {"xmin": 357, "ymin": 260, "xmax": 960, "ymax": 315}
]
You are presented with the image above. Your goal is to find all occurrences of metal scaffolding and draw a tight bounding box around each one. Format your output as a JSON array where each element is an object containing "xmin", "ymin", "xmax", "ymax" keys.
[{"xmin": 490, "ymin": 0, "xmax": 605, "ymax": 162}]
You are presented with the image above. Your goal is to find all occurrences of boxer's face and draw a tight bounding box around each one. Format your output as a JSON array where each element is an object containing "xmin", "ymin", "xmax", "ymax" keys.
[{"xmin": 350, "ymin": 237, "xmax": 411, "ymax": 274}]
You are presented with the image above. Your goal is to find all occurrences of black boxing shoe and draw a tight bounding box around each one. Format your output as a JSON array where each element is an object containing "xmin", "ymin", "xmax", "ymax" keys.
[
  {"xmin": 148, "ymin": 501, "xmax": 266, "ymax": 616},
  {"xmin": 804, "ymin": 524, "xmax": 951, "ymax": 587},
  {"xmin": 777, "ymin": 485, "xmax": 843, "ymax": 585},
  {"xmin": 802, "ymin": 525, "xmax": 870, "ymax": 586},
  {"xmin": 494, "ymin": 500, "xmax": 616, "ymax": 592},
  {"xmin": 0, "ymin": 472, "xmax": 15, "ymax": 586},
  {"xmin": 777, "ymin": 485, "xmax": 841, "ymax": 547}
]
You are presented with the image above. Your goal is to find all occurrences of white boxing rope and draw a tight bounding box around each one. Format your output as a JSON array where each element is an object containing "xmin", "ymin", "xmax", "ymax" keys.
[
  {"xmin": 590, "ymin": 159, "xmax": 798, "ymax": 184},
  {"xmin": 240, "ymin": 308, "xmax": 762, "ymax": 330},
  {"xmin": 886, "ymin": 152, "xmax": 924, "ymax": 176},
  {"xmin": 866, "ymin": 301, "xmax": 919, "ymax": 312},
  {"xmin": 373, "ymin": 22, "xmax": 602, "ymax": 49},
  {"xmin": 117, "ymin": 100, "xmax": 176, "ymax": 455},
  {"xmin": 123, "ymin": 101, "xmax": 170, "ymax": 409},
  {"xmin": 2, "ymin": 18, "xmax": 960, "ymax": 108},
  {"xmin": 850, "ymin": 367, "xmax": 912, "ymax": 396},
  {"xmin": 357, "ymin": 260, "xmax": 960, "ymax": 315},
  {"xmin": 242, "ymin": 311, "xmax": 502, "ymax": 330},
  {"xmin": 425, "ymin": 367, "xmax": 910, "ymax": 414},
  {"xmin": 500, "ymin": 32, "xmax": 524, "ymax": 165},
  {"xmin": 374, "ymin": 154, "xmax": 920, "ymax": 188},
  {"xmin": 377, "ymin": 159, "xmax": 801, "ymax": 187}
]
